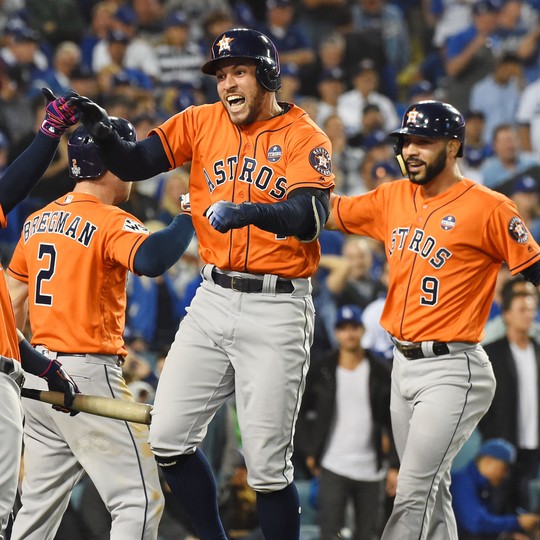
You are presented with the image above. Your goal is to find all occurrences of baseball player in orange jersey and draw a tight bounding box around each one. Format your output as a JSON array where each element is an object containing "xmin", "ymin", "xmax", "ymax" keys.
[
  {"xmin": 327, "ymin": 100, "xmax": 540, "ymax": 540},
  {"xmin": 6, "ymin": 117, "xmax": 195, "ymax": 540},
  {"xmin": 0, "ymin": 88, "xmax": 80, "ymax": 540},
  {"xmin": 69, "ymin": 28, "xmax": 334, "ymax": 540}
]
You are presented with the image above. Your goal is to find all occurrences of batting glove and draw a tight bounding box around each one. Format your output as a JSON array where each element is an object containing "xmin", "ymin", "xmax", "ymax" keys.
[
  {"xmin": 179, "ymin": 193, "xmax": 192, "ymax": 216},
  {"xmin": 39, "ymin": 359, "xmax": 80, "ymax": 415},
  {"xmin": 67, "ymin": 95, "xmax": 114, "ymax": 143},
  {"xmin": 204, "ymin": 201, "xmax": 257, "ymax": 233},
  {"xmin": 40, "ymin": 87, "xmax": 79, "ymax": 140}
]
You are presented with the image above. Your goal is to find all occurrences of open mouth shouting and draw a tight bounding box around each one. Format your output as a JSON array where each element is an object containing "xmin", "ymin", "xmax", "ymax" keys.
[{"xmin": 226, "ymin": 94, "xmax": 246, "ymax": 112}]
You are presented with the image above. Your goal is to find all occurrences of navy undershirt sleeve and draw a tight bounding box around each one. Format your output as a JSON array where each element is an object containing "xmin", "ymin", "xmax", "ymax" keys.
[
  {"xmin": 521, "ymin": 259, "xmax": 540, "ymax": 286},
  {"xmin": 247, "ymin": 188, "xmax": 330, "ymax": 238},
  {"xmin": 133, "ymin": 214, "xmax": 195, "ymax": 277},
  {"xmin": 0, "ymin": 132, "xmax": 59, "ymax": 215},
  {"xmin": 97, "ymin": 132, "xmax": 170, "ymax": 181}
]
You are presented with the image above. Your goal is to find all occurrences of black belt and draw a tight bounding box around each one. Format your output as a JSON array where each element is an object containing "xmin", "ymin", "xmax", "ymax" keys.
[
  {"xmin": 211, "ymin": 269, "xmax": 294, "ymax": 294},
  {"xmin": 57, "ymin": 353, "xmax": 86, "ymax": 357},
  {"xmin": 394, "ymin": 341, "xmax": 450, "ymax": 360},
  {"xmin": 52, "ymin": 352, "xmax": 125, "ymax": 366}
]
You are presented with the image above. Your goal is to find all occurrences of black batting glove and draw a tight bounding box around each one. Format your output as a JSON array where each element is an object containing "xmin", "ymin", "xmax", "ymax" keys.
[
  {"xmin": 204, "ymin": 201, "xmax": 258, "ymax": 233},
  {"xmin": 40, "ymin": 87, "xmax": 79, "ymax": 140},
  {"xmin": 39, "ymin": 359, "xmax": 80, "ymax": 415},
  {"xmin": 67, "ymin": 95, "xmax": 114, "ymax": 143}
]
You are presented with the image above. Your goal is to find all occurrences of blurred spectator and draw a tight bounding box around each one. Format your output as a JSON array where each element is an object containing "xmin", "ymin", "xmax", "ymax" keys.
[
  {"xmin": 156, "ymin": 169, "xmax": 190, "ymax": 225},
  {"xmin": 481, "ymin": 124, "xmax": 540, "ymax": 189},
  {"xmin": 26, "ymin": 0, "xmax": 85, "ymax": 47},
  {"xmin": 355, "ymin": 130, "xmax": 395, "ymax": 194},
  {"xmin": 450, "ymin": 438, "xmax": 540, "ymax": 540},
  {"xmin": 277, "ymin": 63, "xmax": 302, "ymax": 103},
  {"xmin": 491, "ymin": 0, "xmax": 540, "ymax": 82},
  {"xmin": 69, "ymin": 65, "xmax": 99, "ymax": 100},
  {"xmin": 348, "ymin": 103, "xmax": 385, "ymax": 149},
  {"xmin": 92, "ymin": 5, "xmax": 159, "ymax": 80},
  {"xmin": 350, "ymin": 0, "xmax": 412, "ymax": 82},
  {"xmin": 95, "ymin": 31, "xmax": 154, "ymax": 101},
  {"xmin": 297, "ymin": 0, "xmax": 351, "ymax": 50},
  {"xmin": 444, "ymin": 0, "xmax": 501, "ymax": 113},
  {"xmin": 333, "ymin": 7, "xmax": 389, "ymax": 93},
  {"xmin": 80, "ymin": 1, "xmax": 116, "ymax": 70},
  {"xmin": 258, "ymin": 0, "xmax": 314, "ymax": 67},
  {"xmin": 331, "ymin": 235, "xmax": 387, "ymax": 309},
  {"xmin": 314, "ymin": 67, "xmax": 346, "ymax": 127},
  {"xmin": 368, "ymin": 159, "xmax": 400, "ymax": 190},
  {"xmin": 337, "ymin": 58, "xmax": 399, "ymax": 139},
  {"xmin": 321, "ymin": 114, "xmax": 363, "ymax": 195},
  {"xmin": 296, "ymin": 304, "xmax": 394, "ymax": 540},
  {"xmin": 480, "ymin": 285, "xmax": 540, "ymax": 512},
  {"xmin": 395, "ymin": 79, "xmax": 435, "ymax": 118},
  {"xmin": 0, "ymin": 26, "xmax": 47, "ymax": 95},
  {"xmin": 132, "ymin": 0, "xmax": 165, "ymax": 43},
  {"xmin": 154, "ymin": 10, "xmax": 205, "ymax": 89},
  {"xmin": 516, "ymin": 72, "xmax": 540, "ymax": 154},
  {"xmin": 361, "ymin": 260, "xmax": 393, "ymax": 363},
  {"xmin": 509, "ymin": 175, "xmax": 540, "ymax": 242},
  {"xmin": 430, "ymin": 0, "xmax": 473, "ymax": 51},
  {"xmin": 300, "ymin": 32, "xmax": 346, "ymax": 98},
  {"xmin": 29, "ymin": 41, "xmax": 82, "ymax": 98},
  {"xmin": 0, "ymin": 65, "xmax": 35, "ymax": 145},
  {"xmin": 461, "ymin": 110, "xmax": 492, "ymax": 183},
  {"xmin": 483, "ymin": 274, "xmax": 540, "ymax": 345},
  {"xmin": 470, "ymin": 52, "xmax": 524, "ymax": 144}
]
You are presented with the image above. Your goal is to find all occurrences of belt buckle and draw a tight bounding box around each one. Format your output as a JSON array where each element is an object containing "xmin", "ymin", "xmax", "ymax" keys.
[{"xmin": 230, "ymin": 275, "xmax": 239, "ymax": 292}]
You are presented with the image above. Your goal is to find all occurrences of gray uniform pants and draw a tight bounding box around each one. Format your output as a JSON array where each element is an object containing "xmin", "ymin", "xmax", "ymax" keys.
[
  {"xmin": 150, "ymin": 266, "xmax": 314, "ymax": 492},
  {"xmin": 381, "ymin": 344, "xmax": 496, "ymax": 540}
]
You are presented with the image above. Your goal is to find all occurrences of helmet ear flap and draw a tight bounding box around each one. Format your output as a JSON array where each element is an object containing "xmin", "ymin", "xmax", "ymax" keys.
[
  {"xmin": 256, "ymin": 60, "xmax": 281, "ymax": 92},
  {"xmin": 393, "ymin": 138, "xmax": 407, "ymax": 177}
]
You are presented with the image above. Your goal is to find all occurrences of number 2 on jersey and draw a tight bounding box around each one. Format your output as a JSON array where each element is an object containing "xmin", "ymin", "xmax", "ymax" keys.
[{"xmin": 35, "ymin": 243, "xmax": 56, "ymax": 306}]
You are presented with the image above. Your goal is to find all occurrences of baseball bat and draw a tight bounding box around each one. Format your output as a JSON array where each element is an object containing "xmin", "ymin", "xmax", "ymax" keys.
[{"xmin": 21, "ymin": 388, "xmax": 153, "ymax": 425}]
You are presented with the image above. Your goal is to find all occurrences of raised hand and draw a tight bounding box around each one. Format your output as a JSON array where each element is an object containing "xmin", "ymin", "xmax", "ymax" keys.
[
  {"xmin": 67, "ymin": 95, "xmax": 114, "ymax": 142},
  {"xmin": 40, "ymin": 87, "xmax": 79, "ymax": 140}
]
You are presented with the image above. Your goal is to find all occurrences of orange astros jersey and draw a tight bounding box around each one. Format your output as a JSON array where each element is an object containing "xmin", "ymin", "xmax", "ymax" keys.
[
  {"xmin": 7, "ymin": 192, "xmax": 150, "ymax": 355},
  {"xmin": 0, "ymin": 203, "xmax": 21, "ymax": 361},
  {"xmin": 333, "ymin": 178, "xmax": 540, "ymax": 343},
  {"xmin": 151, "ymin": 102, "xmax": 335, "ymax": 278}
]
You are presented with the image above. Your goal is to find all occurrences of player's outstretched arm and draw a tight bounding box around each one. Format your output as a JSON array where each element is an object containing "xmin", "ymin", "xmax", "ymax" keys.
[
  {"xmin": 324, "ymin": 194, "xmax": 341, "ymax": 231},
  {"xmin": 69, "ymin": 95, "xmax": 170, "ymax": 181},
  {"xmin": 0, "ymin": 88, "xmax": 78, "ymax": 214},
  {"xmin": 205, "ymin": 187, "xmax": 330, "ymax": 241},
  {"xmin": 133, "ymin": 213, "xmax": 195, "ymax": 278}
]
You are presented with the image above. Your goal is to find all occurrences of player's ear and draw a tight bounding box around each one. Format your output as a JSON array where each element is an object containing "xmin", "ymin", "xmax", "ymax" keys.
[{"xmin": 447, "ymin": 140, "xmax": 460, "ymax": 158}]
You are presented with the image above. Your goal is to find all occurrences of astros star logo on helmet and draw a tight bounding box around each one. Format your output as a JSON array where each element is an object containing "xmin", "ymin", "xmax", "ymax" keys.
[
  {"xmin": 217, "ymin": 36, "xmax": 234, "ymax": 54},
  {"xmin": 406, "ymin": 108, "xmax": 420, "ymax": 124}
]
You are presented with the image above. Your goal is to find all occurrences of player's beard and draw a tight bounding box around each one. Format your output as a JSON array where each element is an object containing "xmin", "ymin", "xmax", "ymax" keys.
[{"xmin": 407, "ymin": 148, "xmax": 447, "ymax": 185}]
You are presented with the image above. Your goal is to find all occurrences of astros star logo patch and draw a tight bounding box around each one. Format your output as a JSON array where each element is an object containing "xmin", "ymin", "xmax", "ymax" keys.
[
  {"xmin": 309, "ymin": 147, "xmax": 332, "ymax": 177},
  {"xmin": 217, "ymin": 35, "xmax": 234, "ymax": 54},
  {"xmin": 508, "ymin": 216, "xmax": 529, "ymax": 244}
]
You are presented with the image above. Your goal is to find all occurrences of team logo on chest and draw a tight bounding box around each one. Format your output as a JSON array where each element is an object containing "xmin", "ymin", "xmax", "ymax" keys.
[
  {"xmin": 508, "ymin": 216, "xmax": 529, "ymax": 244},
  {"xmin": 268, "ymin": 145, "xmax": 282, "ymax": 163},
  {"xmin": 440, "ymin": 215, "xmax": 456, "ymax": 230},
  {"xmin": 309, "ymin": 147, "xmax": 332, "ymax": 177}
]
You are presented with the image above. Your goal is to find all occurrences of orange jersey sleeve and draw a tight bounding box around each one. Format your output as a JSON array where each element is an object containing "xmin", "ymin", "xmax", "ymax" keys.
[
  {"xmin": 7, "ymin": 192, "xmax": 150, "ymax": 355},
  {"xmin": 0, "ymin": 202, "xmax": 20, "ymax": 361},
  {"xmin": 151, "ymin": 102, "xmax": 335, "ymax": 278},
  {"xmin": 333, "ymin": 178, "xmax": 540, "ymax": 343}
]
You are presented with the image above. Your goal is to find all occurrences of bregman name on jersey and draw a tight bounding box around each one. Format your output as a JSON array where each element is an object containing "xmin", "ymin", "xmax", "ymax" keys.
[{"xmin": 23, "ymin": 211, "xmax": 98, "ymax": 247}]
